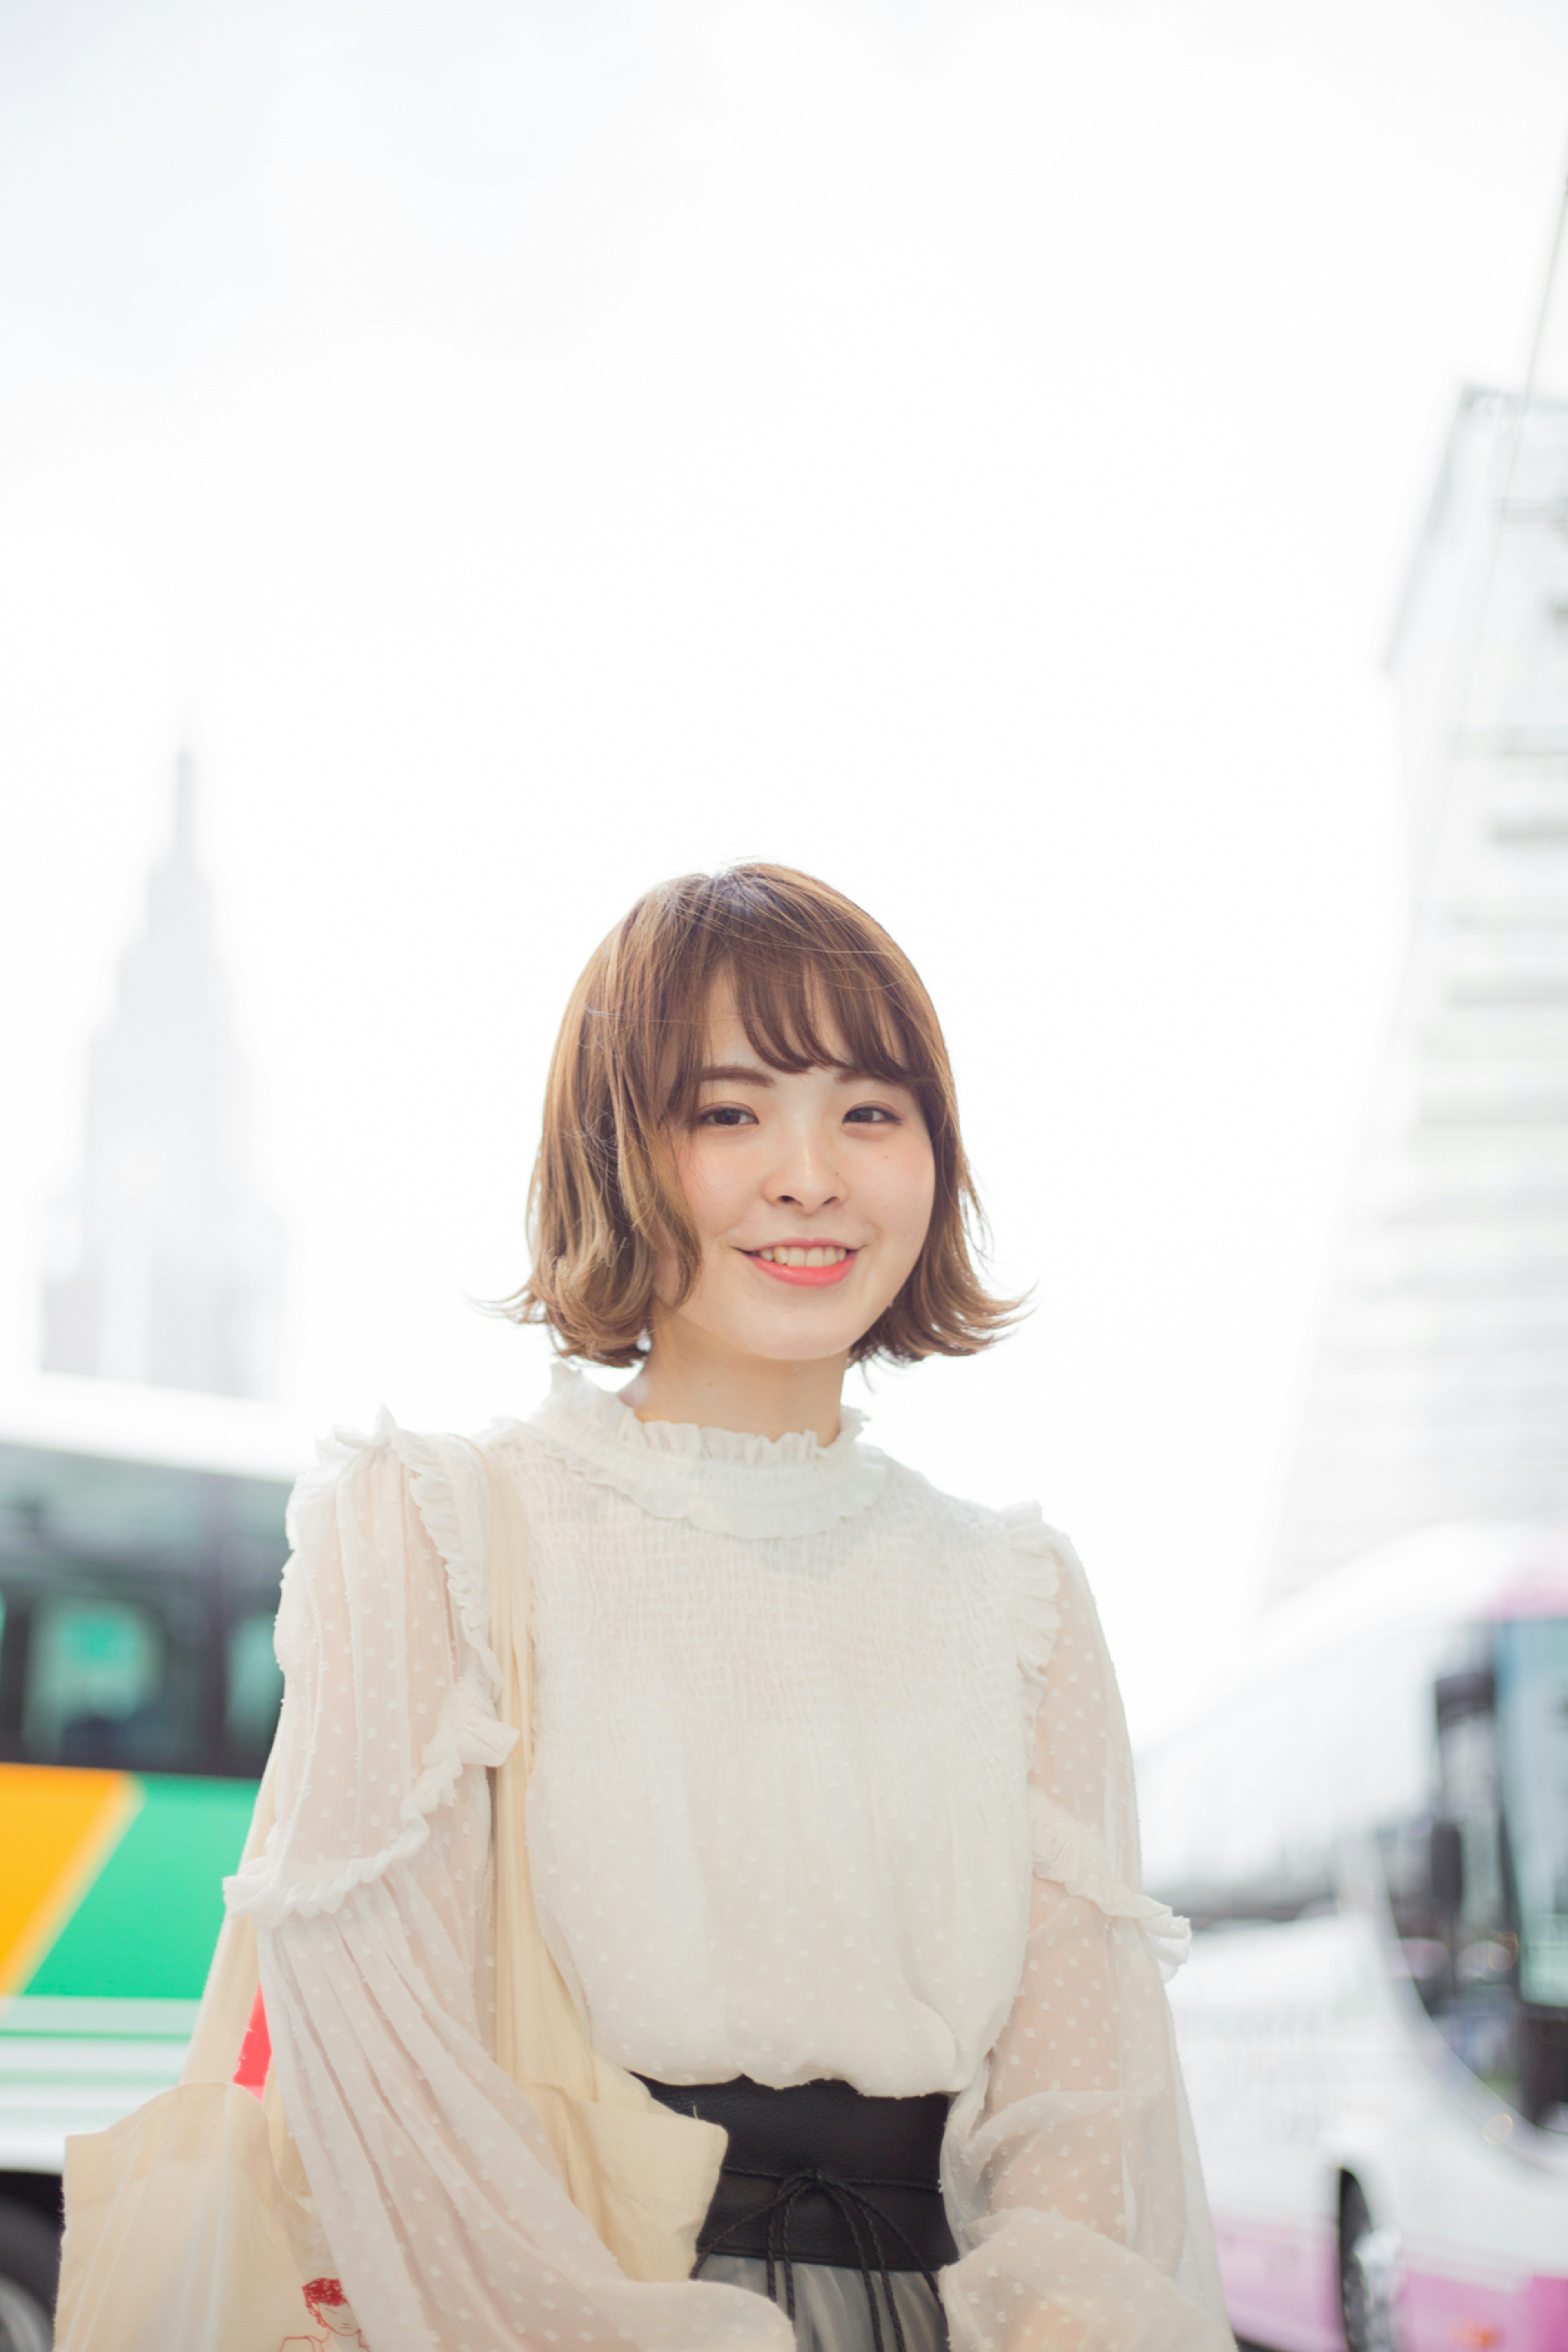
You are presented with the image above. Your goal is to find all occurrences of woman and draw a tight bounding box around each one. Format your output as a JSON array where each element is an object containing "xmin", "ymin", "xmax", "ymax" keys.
[{"xmin": 228, "ymin": 864, "xmax": 1232, "ymax": 2352}]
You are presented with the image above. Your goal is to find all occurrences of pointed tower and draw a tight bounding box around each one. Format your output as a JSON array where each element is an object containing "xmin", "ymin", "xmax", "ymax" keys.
[
  {"xmin": 1271, "ymin": 387, "xmax": 1568, "ymax": 1596},
  {"xmin": 41, "ymin": 757, "xmax": 284, "ymax": 1398}
]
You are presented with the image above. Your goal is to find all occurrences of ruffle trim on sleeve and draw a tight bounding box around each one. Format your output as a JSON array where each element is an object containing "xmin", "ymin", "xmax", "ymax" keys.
[
  {"xmin": 226, "ymin": 1417, "xmax": 517, "ymax": 1929},
  {"xmin": 392, "ymin": 1430, "xmax": 507, "ymax": 1706},
  {"xmin": 230, "ymin": 1682, "xmax": 516, "ymax": 1927},
  {"xmin": 1001, "ymin": 1502, "xmax": 1062, "ymax": 1731},
  {"xmin": 1028, "ymin": 1791, "xmax": 1192, "ymax": 1980}
]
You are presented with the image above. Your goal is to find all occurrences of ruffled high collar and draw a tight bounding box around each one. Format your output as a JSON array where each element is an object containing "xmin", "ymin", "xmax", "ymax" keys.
[{"xmin": 522, "ymin": 1363, "xmax": 888, "ymax": 1539}]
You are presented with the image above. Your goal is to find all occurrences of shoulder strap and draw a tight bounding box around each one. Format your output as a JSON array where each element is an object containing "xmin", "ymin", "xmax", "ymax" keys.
[
  {"xmin": 474, "ymin": 1439, "xmax": 729, "ymax": 2284},
  {"xmin": 479, "ymin": 1441, "xmax": 605, "ymax": 2096}
]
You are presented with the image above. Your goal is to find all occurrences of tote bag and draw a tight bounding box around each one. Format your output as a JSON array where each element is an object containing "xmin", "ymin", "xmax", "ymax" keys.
[
  {"xmin": 54, "ymin": 1438, "xmax": 724, "ymax": 2349},
  {"xmin": 54, "ymin": 1760, "xmax": 331, "ymax": 2351}
]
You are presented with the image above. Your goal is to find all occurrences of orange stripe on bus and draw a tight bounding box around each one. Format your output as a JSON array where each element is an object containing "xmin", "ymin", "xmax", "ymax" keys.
[{"xmin": 0, "ymin": 1763, "xmax": 143, "ymax": 1998}]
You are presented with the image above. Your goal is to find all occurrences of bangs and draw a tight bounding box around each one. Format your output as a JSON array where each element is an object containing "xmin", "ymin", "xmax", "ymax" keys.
[
  {"xmin": 731, "ymin": 954, "xmax": 927, "ymax": 1086},
  {"xmin": 661, "ymin": 871, "xmax": 934, "ymax": 1119}
]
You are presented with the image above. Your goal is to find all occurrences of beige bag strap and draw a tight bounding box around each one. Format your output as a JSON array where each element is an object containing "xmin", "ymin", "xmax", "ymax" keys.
[
  {"xmin": 477, "ymin": 1441, "xmax": 729, "ymax": 2283},
  {"xmin": 181, "ymin": 1752, "xmax": 276, "ymax": 2088},
  {"xmin": 484, "ymin": 1443, "xmax": 605, "ymax": 2098}
]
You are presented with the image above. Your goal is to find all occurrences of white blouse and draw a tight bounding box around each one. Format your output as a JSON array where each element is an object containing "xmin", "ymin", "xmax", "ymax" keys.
[
  {"xmin": 227, "ymin": 1368, "xmax": 1233, "ymax": 2352},
  {"xmin": 517, "ymin": 1370, "xmax": 1034, "ymax": 2099}
]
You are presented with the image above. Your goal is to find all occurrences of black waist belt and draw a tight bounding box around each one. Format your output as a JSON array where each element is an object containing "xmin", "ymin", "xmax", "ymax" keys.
[{"xmin": 636, "ymin": 2074, "xmax": 957, "ymax": 2352}]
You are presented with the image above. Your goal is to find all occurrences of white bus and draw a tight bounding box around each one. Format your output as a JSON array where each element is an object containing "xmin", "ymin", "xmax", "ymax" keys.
[{"xmin": 1138, "ymin": 1524, "xmax": 1568, "ymax": 2352}]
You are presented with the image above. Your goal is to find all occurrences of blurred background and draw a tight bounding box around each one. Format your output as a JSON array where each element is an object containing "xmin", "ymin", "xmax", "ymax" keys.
[
  {"xmin": 5, "ymin": 7, "xmax": 1568, "ymax": 2347},
  {"xmin": 8, "ymin": 0, "xmax": 1568, "ymax": 1728}
]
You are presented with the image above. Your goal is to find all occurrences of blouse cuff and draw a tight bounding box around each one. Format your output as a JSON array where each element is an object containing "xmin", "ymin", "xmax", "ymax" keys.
[{"xmin": 942, "ymin": 2208, "xmax": 1233, "ymax": 2352}]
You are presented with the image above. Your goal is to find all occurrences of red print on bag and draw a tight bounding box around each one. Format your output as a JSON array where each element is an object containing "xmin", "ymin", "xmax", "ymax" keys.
[
  {"xmin": 234, "ymin": 1986, "xmax": 272, "ymax": 2098},
  {"xmin": 281, "ymin": 2275, "xmax": 370, "ymax": 2348}
]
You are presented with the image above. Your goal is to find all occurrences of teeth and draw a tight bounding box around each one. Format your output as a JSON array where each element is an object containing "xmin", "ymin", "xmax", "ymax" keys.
[{"xmin": 758, "ymin": 1245, "xmax": 850, "ymax": 1267}]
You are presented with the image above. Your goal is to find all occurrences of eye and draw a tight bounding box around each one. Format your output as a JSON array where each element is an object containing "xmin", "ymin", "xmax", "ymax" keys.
[
  {"xmin": 844, "ymin": 1103, "xmax": 898, "ymax": 1124},
  {"xmin": 696, "ymin": 1104, "xmax": 758, "ymax": 1127}
]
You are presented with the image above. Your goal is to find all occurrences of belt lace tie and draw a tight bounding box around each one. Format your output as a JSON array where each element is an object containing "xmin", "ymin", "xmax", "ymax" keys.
[{"xmin": 694, "ymin": 2165, "xmax": 943, "ymax": 2352}]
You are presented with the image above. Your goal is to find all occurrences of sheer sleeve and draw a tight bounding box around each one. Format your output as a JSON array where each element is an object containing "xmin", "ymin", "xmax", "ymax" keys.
[
  {"xmin": 940, "ymin": 1510, "xmax": 1234, "ymax": 2352},
  {"xmin": 225, "ymin": 1419, "xmax": 792, "ymax": 2352}
]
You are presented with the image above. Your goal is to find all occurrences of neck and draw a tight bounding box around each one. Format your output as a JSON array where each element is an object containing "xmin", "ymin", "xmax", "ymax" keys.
[{"xmin": 619, "ymin": 1323, "xmax": 849, "ymax": 1446}]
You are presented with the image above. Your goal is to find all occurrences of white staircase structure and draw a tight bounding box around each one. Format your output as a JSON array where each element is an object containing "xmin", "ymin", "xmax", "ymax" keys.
[{"xmin": 1274, "ymin": 385, "xmax": 1568, "ymax": 1596}]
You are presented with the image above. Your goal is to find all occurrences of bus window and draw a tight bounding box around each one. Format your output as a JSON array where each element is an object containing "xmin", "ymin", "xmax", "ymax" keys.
[
  {"xmin": 0, "ymin": 1441, "xmax": 292, "ymax": 1778},
  {"xmin": 1444, "ymin": 1710, "xmax": 1505, "ymax": 1933},
  {"xmin": 1496, "ymin": 1618, "xmax": 1568, "ymax": 2009},
  {"xmin": 23, "ymin": 1595, "xmax": 193, "ymax": 1770},
  {"xmin": 225, "ymin": 1608, "xmax": 282, "ymax": 1769}
]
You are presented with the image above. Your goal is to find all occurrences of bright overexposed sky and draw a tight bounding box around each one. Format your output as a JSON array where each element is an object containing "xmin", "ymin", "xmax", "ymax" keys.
[{"xmin": 3, "ymin": 0, "xmax": 1566, "ymax": 1736}]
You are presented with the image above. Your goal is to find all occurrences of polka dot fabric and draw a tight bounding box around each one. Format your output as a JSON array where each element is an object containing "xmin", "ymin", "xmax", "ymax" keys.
[
  {"xmin": 941, "ymin": 1530, "xmax": 1232, "ymax": 2351},
  {"xmin": 227, "ymin": 1375, "xmax": 1231, "ymax": 2352}
]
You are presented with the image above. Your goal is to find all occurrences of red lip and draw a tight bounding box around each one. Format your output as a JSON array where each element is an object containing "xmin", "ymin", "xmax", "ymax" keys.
[{"xmin": 744, "ymin": 1245, "xmax": 860, "ymax": 1289}]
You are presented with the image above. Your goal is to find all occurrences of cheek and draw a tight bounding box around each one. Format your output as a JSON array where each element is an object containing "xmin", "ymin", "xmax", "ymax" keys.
[
  {"xmin": 910, "ymin": 1160, "xmax": 938, "ymax": 1252},
  {"xmin": 875, "ymin": 1139, "xmax": 938, "ymax": 1254},
  {"xmin": 671, "ymin": 1138, "xmax": 743, "ymax": 1245}
]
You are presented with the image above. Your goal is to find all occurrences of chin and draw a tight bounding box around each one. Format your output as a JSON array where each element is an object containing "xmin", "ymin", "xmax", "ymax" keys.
[
  {"xmin": 676, "ymin": 1267, "xmax": 898, "ymax": 1368},
  {"xmin": 739, "ymin": 1308, "xmax": 875, "ymax": 1364}
]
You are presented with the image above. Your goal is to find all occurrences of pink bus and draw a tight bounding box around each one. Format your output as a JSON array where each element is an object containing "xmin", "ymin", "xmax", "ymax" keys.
[{"xmin": 1138, "ymin": 1524, "xmax": 1568, "ymax": 2352}]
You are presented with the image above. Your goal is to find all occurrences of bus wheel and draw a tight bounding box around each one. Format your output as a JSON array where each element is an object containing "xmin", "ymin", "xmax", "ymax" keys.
[
  {"xmin": 0, "ymin": 2198, "xmax": 58, "ymax": 2352},
  {"xmin": 1339, "ymin": 2180, "xmax": 1399, "ymax": 2352}
]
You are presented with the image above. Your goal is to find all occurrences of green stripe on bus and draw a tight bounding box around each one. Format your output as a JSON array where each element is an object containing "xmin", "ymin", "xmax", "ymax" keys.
[{"xmin": 26, "ymin": 1775, "xmax": 259, "ymax": 2000}]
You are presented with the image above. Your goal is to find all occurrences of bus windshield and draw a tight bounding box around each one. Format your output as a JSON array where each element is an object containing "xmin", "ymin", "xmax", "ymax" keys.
[
  {"xmin": 0, "ymin": 1441, "xmax": 289, "ymax": 1779},
  {"xmin": 1495, "ymin": 1617, "xmax": 1568, "ymax": 2010}
]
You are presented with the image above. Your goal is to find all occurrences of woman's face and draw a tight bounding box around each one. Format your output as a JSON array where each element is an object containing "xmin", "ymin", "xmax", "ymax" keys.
[{"xmin": 658, "ymin": 991, "xmax": 937, "ymax": 1367}]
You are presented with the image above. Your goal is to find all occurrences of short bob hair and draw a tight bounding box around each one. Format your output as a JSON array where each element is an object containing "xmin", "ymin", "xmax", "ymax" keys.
[{"xmin": 509, "ymin": 863, "xmax": 1018, "ymax": 1368}]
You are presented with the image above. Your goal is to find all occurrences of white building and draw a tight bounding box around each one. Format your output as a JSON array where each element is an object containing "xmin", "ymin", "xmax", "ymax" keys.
[
  {"xmin": 40, "ymin": 757, "xmax": 284, "ymax": 1399},
  {"xmin": 1273, "ymin": 388, "xmax": 1568, "ymax": 1596}
]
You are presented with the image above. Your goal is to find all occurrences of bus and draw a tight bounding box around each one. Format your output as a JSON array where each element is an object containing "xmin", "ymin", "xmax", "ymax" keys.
[
  {"xmin": 1138, "ymin": 1523, "xmax": 1568, "ymax": 2352},
  {"xmin": 0, "ymin": 1374, "xmax": 304, "ymax": 2352}
]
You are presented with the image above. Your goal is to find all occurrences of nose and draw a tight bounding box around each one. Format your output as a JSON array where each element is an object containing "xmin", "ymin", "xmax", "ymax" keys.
[{"xmin": 766, "ymin": 1145, "xmax": 844, "ymax": 1218}]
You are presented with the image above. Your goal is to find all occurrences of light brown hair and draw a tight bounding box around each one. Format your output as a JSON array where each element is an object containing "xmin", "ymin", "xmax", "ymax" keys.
[{"xmin": 508, "ymin": 863, "xmax": 1020, "ymax": 1367}]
